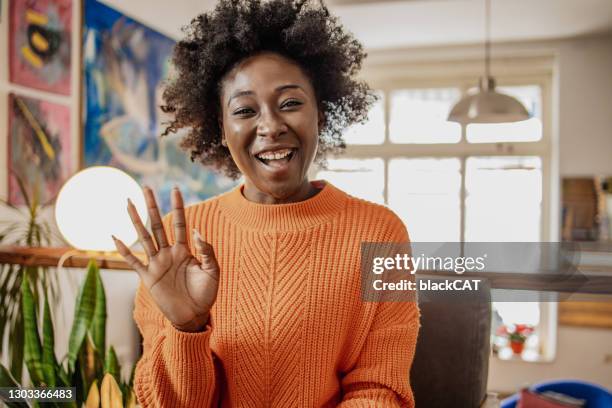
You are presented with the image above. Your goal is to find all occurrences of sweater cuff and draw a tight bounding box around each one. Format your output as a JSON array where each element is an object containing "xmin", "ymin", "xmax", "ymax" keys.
[{"xmin": 163, "ymin": 323, "xmax": 213, "ymax": 363}]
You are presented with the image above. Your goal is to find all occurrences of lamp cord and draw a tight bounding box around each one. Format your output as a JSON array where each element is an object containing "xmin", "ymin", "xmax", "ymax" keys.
[
  {"xmin": 54, "ymin": 249, "xmax": 82, "ymax": 335},
  {"xmin": 485, "ymin": 0, "xmax": 491, "ymax": 79}
]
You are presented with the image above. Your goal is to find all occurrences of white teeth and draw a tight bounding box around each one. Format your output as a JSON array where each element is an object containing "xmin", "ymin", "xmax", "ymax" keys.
[{"xmin": 257, "ymin": 148, "xmax": 292, "ymax": 160}]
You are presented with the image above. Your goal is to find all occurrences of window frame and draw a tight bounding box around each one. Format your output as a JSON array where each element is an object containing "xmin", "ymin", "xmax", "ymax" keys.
[{"xmin": 312, "ymin": 72, "xmax": 553, "ymax": 242}]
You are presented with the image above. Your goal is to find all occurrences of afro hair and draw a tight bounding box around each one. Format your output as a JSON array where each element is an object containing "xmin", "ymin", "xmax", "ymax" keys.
[{"xmin": 160, "ymin": 0, "xmax": 377, "ymax": 179}]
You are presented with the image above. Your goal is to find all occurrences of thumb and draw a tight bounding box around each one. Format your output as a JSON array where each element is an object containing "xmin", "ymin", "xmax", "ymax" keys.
[{"xmin": 192, "ymin": 229, "xmax": 215, "ymax": 259}]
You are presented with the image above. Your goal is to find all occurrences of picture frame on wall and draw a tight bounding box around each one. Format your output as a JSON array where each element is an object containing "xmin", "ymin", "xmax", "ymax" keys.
[
  {"xmin": 7, "ymin": 93, "xmax": 73, "ymax": 206},
  {"xmin": 82, "ymin": 0, "xmax": 237, "ymax": 214},
  {"xmin": 9, "ymin": 0, "xmax": 72, "ymax": 95}
]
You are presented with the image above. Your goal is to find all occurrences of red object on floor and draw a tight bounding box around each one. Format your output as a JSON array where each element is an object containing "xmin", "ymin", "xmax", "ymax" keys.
[{"xmin": 517, "ymin": 389, "xmax": 581, "ymax": 408}]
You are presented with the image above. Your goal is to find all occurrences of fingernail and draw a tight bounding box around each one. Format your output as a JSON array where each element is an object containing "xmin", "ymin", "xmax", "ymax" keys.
[{"xmin": 193, "ymin": 229, "xmax": 202, "ymax": 240}]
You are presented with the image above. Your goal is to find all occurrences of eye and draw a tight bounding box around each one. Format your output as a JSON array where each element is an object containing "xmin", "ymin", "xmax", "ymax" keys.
[
  {"xmin": 233, "ymin": 107, "xmax": 255, "ymax": 116},
  {"xmin": 281, "ymin": 99, "xmax": 302, "ymax": 109}
]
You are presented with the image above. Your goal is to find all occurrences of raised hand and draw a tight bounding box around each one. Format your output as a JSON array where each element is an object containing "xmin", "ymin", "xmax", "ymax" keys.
[{"xmin": 112, "ymin": 186, "xmax": 219, "ymax": 332}]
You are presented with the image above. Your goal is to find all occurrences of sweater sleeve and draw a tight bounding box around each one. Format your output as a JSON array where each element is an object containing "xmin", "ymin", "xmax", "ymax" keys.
[
  {"xmin": 133, "ymin": 213, "xmax": 218, "ymax": 408},
  {"xmin": 338, "ymin": 212, "xmax": 421, "ymax": 407}
]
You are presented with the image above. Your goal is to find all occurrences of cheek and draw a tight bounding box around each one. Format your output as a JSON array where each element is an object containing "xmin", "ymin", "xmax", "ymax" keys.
[
  {"xmin": 293, "ymin": 109, "xmax": 320, "ymax": 142},
  {"xmin": 224, "ymin": 120, "xmax": 251, "ymax": 149}
]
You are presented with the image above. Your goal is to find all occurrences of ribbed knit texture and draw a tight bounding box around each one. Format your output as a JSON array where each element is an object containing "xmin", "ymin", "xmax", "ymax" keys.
[{"xmin": 133, "ymin": 180, "xmax": 420, "ymax": 407}]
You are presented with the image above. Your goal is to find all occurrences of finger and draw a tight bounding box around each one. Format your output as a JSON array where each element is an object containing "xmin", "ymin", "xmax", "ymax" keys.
[
  {"xmin": 144, "ymin": 186, "xmax": 169, "ymax": 249},
  {"xmin": 127, "ymin": 198, "xmax": 157, "ymax": 257},
  {"xmin": 193, "ymin": 229, "xmax": 220, "ymax": 279},
  {"xmin": 112, "ymin": 235, "xmax": 147, "ymax": 276},
  {"xmin": 172, "ymin": 186, "xmax": 187, "ymax": 245}
]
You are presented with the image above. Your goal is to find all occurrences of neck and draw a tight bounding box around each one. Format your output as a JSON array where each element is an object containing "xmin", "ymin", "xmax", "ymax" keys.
[
  {"xmin": 243, "ymin": 179, "xmax": 320, "ymax": 204},
  {"xmin": 218, "ymin": 179, "xmax": 347, "ymax": 232}
]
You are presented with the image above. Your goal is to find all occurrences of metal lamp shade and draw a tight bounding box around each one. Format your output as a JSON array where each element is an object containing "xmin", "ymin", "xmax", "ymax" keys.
[{"xmin": 448, "ymin": 77, "xmax": 530, "ymax": 124}]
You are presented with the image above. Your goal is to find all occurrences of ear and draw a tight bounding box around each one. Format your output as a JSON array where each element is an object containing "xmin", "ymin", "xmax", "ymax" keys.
[{"xmin": 218, "ymin": 117, "xmax": 227, "ymax": 147}]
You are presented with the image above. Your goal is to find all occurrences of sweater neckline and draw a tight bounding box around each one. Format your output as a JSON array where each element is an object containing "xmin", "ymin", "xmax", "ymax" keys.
[{"xmin": 218, "ymin": 179, "xmax": 348, "ymax": 232}]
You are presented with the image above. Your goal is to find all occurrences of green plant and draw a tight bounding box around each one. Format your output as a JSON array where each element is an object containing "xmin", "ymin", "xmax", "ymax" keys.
[
  {"xmin": 0, "ymin": 171, "xmax": 61, "ymax": 382},
  {"xmin": 0, "ymin": 260, "xmax": 136, "ymax": 408},
  {"xmin": 497, "ymin": 324, "xmax": 534, "ymax": 344}
]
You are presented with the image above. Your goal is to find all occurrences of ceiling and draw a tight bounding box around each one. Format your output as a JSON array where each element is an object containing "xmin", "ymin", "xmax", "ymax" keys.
[{"xmin": 100, "ymin": 0, "xmax": 612, "ymax": 50}]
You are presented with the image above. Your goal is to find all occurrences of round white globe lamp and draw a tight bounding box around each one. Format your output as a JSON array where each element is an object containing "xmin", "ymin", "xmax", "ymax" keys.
[{"xmin": 55, "ymin": 166, "xmax": 148, "ymax": 252}]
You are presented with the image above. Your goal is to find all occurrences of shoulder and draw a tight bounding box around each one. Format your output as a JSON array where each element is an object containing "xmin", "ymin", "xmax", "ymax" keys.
[{"xmin": 336, "ymin": 188, "xmax": 409, "ymax": 243}]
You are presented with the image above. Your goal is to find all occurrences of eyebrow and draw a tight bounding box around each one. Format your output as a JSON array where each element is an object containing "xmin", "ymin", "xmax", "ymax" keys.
[{"xmin": 227, "ymin": 84, "xmax": 304, "ymax": 107}]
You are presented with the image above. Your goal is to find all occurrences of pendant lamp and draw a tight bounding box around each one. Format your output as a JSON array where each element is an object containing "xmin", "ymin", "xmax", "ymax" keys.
[{"xmin": 448, "ymin": 0, "xmax": 529, "ymax": 124}]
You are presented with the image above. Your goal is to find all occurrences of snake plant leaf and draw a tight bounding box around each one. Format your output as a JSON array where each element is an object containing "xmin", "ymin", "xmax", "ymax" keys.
[
  {"xmin": 0, "ymin": 364, "xmax": 30, "ymax": 408},
  {"xmin": 86, "ymin": 380, "xmax": 100, "ymax": 408},
  {"xmin": 125, "ymin": 390, "xmax": 136, "ymax": 408},
  {"xmin": 9, "ymin": 312, "xmax": 24, "ymax": 382},
  {"xmin": 104, "ymin": 347, "xmax": 121, "ymax": 385},
  {"xmin": 21, "ymin": 274, "xmax": 44, "ymax": 386},
  {"xmin": 100, "ymin": 373, "xmax": 124, "ymax": 408},
  {"xmin": 57, "ymin": 362, "xmax": 70, "ymax": 387},
  {"xmin": 67, "ymin": 260, "xmax": 98, "ymax": 371},
  {"xmin": 73, "ymin": 354, "xmax": 88, "ymax": 406},
  {"xmin": 82, "ymin": 335, "xmax": 98, "ymax": 389},
  {"xmin": 41, "ymin": 295, "xmax": 58, "ymax": 387},
  {"xmin": 91, "ymin": 268, "xmax": 107, "ymax": 359}
]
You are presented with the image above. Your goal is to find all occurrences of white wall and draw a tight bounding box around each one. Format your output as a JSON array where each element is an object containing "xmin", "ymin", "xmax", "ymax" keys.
[{"xmin": 557, "ymin": 35, "xmax": 612, "ymax": 176}]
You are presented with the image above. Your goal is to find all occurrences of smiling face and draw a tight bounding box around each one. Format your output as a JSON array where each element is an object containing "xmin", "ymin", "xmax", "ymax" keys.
[{"xmin": 219, "ymin": 52, "xmax": 322, "ymax": 203}]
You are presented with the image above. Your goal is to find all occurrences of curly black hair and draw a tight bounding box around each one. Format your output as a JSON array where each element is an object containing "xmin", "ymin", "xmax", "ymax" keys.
[{"xmin": 161, "ymin": 0, "xmax": 376, "ymax": 180}]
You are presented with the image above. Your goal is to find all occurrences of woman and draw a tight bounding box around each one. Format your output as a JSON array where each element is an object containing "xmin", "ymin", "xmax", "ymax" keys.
[{"xmin": 112, "ymin": 0, "xmax": 420, "ymax": 406}]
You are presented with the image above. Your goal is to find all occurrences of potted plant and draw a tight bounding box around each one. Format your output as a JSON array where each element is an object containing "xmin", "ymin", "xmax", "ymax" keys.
[
  {"xmin": 0, "ymin": 171, "xmax": 62, "ymax": 382},
  {"xmin": 0, "ymin": 259, "xmax": 136, "ymax": 407},
  {"xmin": 497, "ymin": 324, "xmax": 534, "ymax": 354}
]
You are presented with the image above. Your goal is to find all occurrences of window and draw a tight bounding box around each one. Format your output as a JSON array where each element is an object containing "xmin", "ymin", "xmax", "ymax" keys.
[
  {"xmin": 314, "ymin": 83, "xmax": 548, "ymax": 242},
  {"xmin": 312, "ymin": 76, "xmax": 555, "ymax": 362}
]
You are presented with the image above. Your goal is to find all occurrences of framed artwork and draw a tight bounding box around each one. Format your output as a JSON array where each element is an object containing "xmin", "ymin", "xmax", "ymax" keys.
[
  {"xmin": 9, "ymin": 0, "xmax": 72, "ymax": 95},
  {"xmin": 7, "ymin": 93, "xmax": 72, "ymax": 206},
  {"xmin": 82, "ymin": 0, "xmax": 237, "ymax": 214}
]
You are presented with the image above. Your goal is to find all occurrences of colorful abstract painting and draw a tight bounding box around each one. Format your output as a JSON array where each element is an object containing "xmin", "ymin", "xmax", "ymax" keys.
[
  {"xmin": 83, "ymin": 0, "xmax": 237, "ymax": 214},
  {"xmin": 9, "ymin": 0, "xmax": 72, "ymax": 95},
  {"xmin": 8, "ymin": 93, "xmax": 72, "ymax": 206}
]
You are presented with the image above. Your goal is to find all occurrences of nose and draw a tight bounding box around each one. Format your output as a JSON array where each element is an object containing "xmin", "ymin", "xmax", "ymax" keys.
[{"xmin": 257, "ymin": 107, "xmax": 288, "ymax": 139}]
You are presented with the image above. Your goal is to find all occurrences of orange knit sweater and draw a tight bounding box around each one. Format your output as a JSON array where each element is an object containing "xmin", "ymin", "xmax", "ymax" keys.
[{"xmin": 133, "ymin": 180, "xmax": 420, "ymax": 407}]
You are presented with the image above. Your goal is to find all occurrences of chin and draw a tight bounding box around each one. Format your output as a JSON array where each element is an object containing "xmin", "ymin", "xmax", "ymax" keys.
[{"xmin": 265, "ymin": 179, "xmax": 304, "ymax": 199}]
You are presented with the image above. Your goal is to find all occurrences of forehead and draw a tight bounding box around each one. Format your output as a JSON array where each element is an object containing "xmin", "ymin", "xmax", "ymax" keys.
[{"xmin": 221, "ymin": 52, "xmax": 314, "ymax": 97}]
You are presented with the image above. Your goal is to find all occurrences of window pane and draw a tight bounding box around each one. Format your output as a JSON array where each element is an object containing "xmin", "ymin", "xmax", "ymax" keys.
[
  {"xmin": 389, "ymin": 158, "xmax": 461, "ymax": 241},
  {"xmin": 492, "ymin": 301, "xmax": 542, "ymax": 361},
  {"xmin": 316, "ymin": 158, "xmax": 384, "ymax": 203},
  {"xmin": 465, "ymin": 156, "xmax": 542, "ymax": 241},
  {"xmin": 343, "ymin": 91, "xmax": 385, "ymax": 145},
  {"xmin": 389, "ymin": 88, "xmax": 462, "ymax": 144},
  {"xmin": 467, "ymin": 85, "xmax": 543, "ymax": 143}
]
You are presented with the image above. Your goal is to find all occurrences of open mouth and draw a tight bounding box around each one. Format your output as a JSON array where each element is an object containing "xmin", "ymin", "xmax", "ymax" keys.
[{"xmin": 255, "ymin": 148, "xmax": 297, "ymax": 168}]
